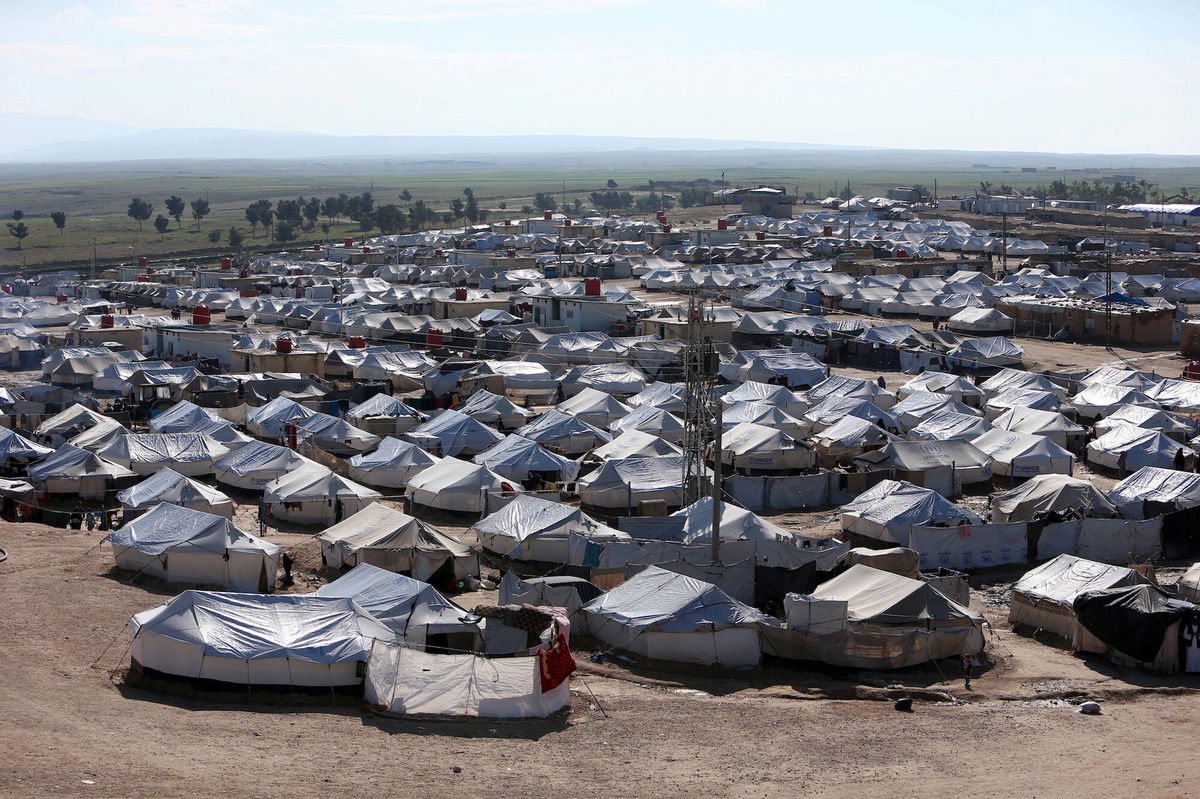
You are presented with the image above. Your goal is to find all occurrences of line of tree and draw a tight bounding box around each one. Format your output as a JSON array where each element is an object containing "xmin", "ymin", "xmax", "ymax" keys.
[
  {"xmin": 1028, "ymin": 178, "xmax": 1153, "ymax": 204},
  {"xmin": 7, "ymin": 209, "xmax": 29, "ymax": 248}
]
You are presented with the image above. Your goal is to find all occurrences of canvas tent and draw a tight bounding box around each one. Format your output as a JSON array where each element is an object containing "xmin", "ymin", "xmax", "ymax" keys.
[
  {"xmin": 1109, "ymin": 466, "xmax": 1200, "ymax": 519},
  {"xmin": 516, "ymin": 410, "xmax": 611, "ymax": 456},
  {"xmin": 991, "ymin": 474, "xmax": 1118, "ymax": 523},
  {"xmin": 500, "ymin": 572, "xmax": 603, "ymax": 634},
  {"xmin": 583, "ymin": 565, "xmax": 778, "ymax": 667},
  {"xmin": 129, "ymin": 591, "xmax": 397, "ymax": 686},
  {"xmin": 96, "ymin": 433, "xmax": 230, "ymax": 477},
  {"xmin": 908, "ymin": 410, "xmax": 994, "ymax": 442},
  {"xmin": 244, "ymin": 397, "xmax": 317, "ymax": 440},
  {"xmin": 117, "ymin": 467, "xmax": 236, "ymax": 518},
  {"xmin": 319, "ymin": 506, "xmax": 477, "ymax": 582},
  {"xmin": 212, "ymin": 440, "xmax": 323, "ymax": 490},
  {"xmin": 1086, "ymin": 424, "xmax": 1194, "ymax": 473},
  {"xmin": 992, "ymin": 407, "xmax": 1086, "ymax": 449},
  {"xmin": 472, "ymin": 433, "xmax": 581, "ymax": 485},
  {"xmin": 344, "ymin": 393, "xmax": 428, "ymax": 436},
  {"xmin": 454, "ymin": 390, "xmax": 536, "ymax": 431},
  {"xmin": 1072, "ymin": 584, "xmax": 1200, "ymax": 674},
  {"xmin": 720, "ymin": 421, "xmax": 815, "ymax": 474},
  {"xmin": 0, "ymin": 427, "xmax": 52, "ymax": 468},
  {"xmin": 314, "ymin": 563, "xmax": 479, "ymax": 649},
  {"xmin": 609, "ymin": 404, "xmax": 686, "ymax": 444},
  {"xmin": 106, "ymin": 502, "xmax": 280, "ymax": 591},
  {"xmin": 263, "ymin": 469, "xmax": 381, "ymax": 525},
  {"xmin": 33, "ymin": 403, "xmax": 114, "ymax": 446},
  {"xmin": 946, "ymin": 336, "xmax": 1023, "ymax": 368},
  {"xmin": 971, "ymin": 429, "xmax": 1074, "ymax": 477},
  {"xmin": 26, "ymin": 443, "xmax": 137, "ymax": 500},
  {"xmin": 347, "ymin": 436, "xmax": 439, "ymax": 488},
  {"xmin": 1009, "ymin": 554, "xmax": 1149, "ymax": 639},
  {"xmin": 295, "ymin": 413, "xmax": 381, "ymax": 457},
  {"xmin": 405, "ymin": 457, "xmax": 520, "ymax": 516},
  {"xmin": 590, "ymin": 430, "xmax": 682, "ymax": 461},
  {"xmin": 555, "ymin": 387, "xmax": 631, "ymax": 428},
  {"xmin": 405, "ymin": 409, "xmax": 505, "ymax": 457},
  {"xmin": 764, "ymin": 564, "xmax": 985, "ymax": 669},
  {"xmin": 864, "ymin": 440, "xmax": 993, "ymax": 495},
  {"xmin": 840, "ymin": 479, "xmax": 981, "ymax": 544},
  {"xmin": 578, "ymin": 456, "xmax": 694, "ymax": 513},
  {"xmin": 474, "ymin": 494, "xmax": 628, "ymax": 563},
  {"xmin": 1095, "ymin": 405, "xmax": 1194, "ymax": 442}
]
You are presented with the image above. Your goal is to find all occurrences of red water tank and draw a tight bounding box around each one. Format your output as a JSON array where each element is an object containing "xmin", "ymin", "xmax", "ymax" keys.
[
  {"xmin": 100, "ymin": 314, "xmax": 115, "ymax": 329},
  {"xmin": 56, "ymin": 294, "xmax": 68, "ymax": 303},
  {"xmin": 291, "ymin": 268, "xmax": 305, "ymax": 276},
  {"xmin": 434, "ymin": 249, "xmax": 443, "ymax": 257},
  {"xmin": 822, "ymin": 226, "xmax": 833, "ymax": 237},
  {"xmin": 136, "ymin": 275, "xmax": 150, "ymax": 283},
  {"xmin": 656, "ymin": 211, "xmax": 666, "ymax": 222},
  {"xmin": 343, "ymin": 237, "xmax": 354, "ymax": 247},
  {"xmin": 425, "ymin": 329, "xmax": 444, "ymax": 348},
  {"xmin": 137, "ymin": 256, "xmax": 148, "ymax": 267},
  {"xmin": 220, "ymin": 257, "xmax": 233, "ymax": 269},
  {"xmin": 951, "ymin": 195, "xmax": 959, "ymax": 200},
  {"xmin": 348, "ymin": 336, "xmax": 366, "ymax": 349},
  {"xmin": 504, "ymin": 219, "xmax": 512, "ymax": 225},
  {"xmin": 454, "ymin": 287, "xmax": 468, "ymax": 301},
  {"xmin": 192, "ymin": 305, "xmax": 211, "ymax": 325},
  {"xmin": 662, "ymin": 224, "xmax": 671, "ymax": 233},
  {"xmin": 313, "ymin": 244, "xmax": 322, "ymax": 251},
  {"xmin": 362, "ymin": 246, "xmax": 371, "ymax": 254},
  {"xmin": 895, "ymin": 249, "xmax": 909, "ymax": 259},
  {"xmin": 564, "ymin": 218, "xmax": 572, "ymax": 226},
  {"xmin": 874, "ymin": 234, "xmax": 883, "ymax": 240},
  {"xmin": 717, "ymin": 219, "xmax": 728, "ymax": 230},
  {"xmin": 543, "ymin": 210, "xmax": 553, "ymax": 221},
  {"xmin": 275, "ymin": 336, "xmax": 293, "ymax": 354},
  {"xmin": 505, "ymin": 248, "xmax": 517, "ymax": 257},
  {"xmin": 145, "ymin": 266, "xmax": 155, "ymax": 275},
  {"xmin": 755, "ymin": 231, "xmax": 766, "ymax": 241},
  {"xmin": 584, "ymin": 278, "xmax": 601, "ymax": 296}
]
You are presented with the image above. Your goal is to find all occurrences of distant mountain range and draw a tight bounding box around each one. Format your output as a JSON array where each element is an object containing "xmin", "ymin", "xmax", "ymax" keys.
[{"xmin": 3, "ymin": 113, "xmax": 1200, "ymax": 168}]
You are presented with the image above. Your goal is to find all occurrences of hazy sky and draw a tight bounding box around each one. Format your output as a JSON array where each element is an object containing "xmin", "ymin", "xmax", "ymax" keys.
[{"xmin": 4, "ymin": 0, "xmax": 1198, "ymax": 153}]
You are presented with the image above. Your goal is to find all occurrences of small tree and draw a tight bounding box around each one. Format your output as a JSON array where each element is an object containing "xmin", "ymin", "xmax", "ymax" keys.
[
  {"xmin": 50, "ymin": 211, "xmax": 67, "ymax": 235},
  {"xmin": 498, "ymin": 201, "xmax": 507, "ymax": 210},
  {"xmin": 7, "ymin": 221, "xmax": 29, "ymax": 248},
  {"xmin": 276, "ymin": 199, "xmax": 302, "ymax": 225},
  {"xmin": 11, "ymin": 210, "xmax": 23, "ymax": 221},
  {"xmin": 190, "ymin": 198, "xmax": 211, "ymax": 229},
  {"xmin": 153, "ymin": 214, "xmax": 170, "ymax": 240},
  {"xmin": 127, "ymin": 197, "xmax": 153, "ymax": 230},
  {"xmin": 321, "ymin": 196, "xmax": 340, "ymax": 224},
  {"xmin": 450, "ymin": 197, "xmax": 465, "ymax": 219},
  {"xmin": 207, "ymin": 229, "xmax": 222, "ymax": 244},
  {"xmin": 165, "ymin": 195, "xmax": 185, "ymax": 228},
  {"xmin": 228, "ymin": 226, "xmax": 245, "ymax": 250},
  {"xmin": 303, "ymin": 197, "xmax": 321, "ymax": 229},
  {"xmin": 399, "ymin": 189, "xmax": 412, "ymax": 202},
  {"xmin": 274, "ymin": 221, "xmax": 298, "ymax": 243},
  {"xmin": 245, "ymin": 204, "xmax": 260, "ymax": 234},
  {"xmin": 606, "ymin": 179, "xmax": 618, "ymax": 188},
  {"xmin": 373, "ymin": 204, "xmax": 405, "ymax": 235},
  {"xmin": 533, "ymin": 192, "xmax": 557, "ymax": 211}
]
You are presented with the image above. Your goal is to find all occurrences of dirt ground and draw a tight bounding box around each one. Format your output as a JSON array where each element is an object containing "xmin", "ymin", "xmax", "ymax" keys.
[{"xmin": 2, "ymin": 524, "xmax": 1199, "ymax": 799}]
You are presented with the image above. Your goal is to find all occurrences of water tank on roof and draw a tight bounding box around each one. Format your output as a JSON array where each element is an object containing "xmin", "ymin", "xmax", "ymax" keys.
[
  {"xmin": 192, "ymin": 305, "xmax": 211, "ymax": 325},
  {"xmin": 348, "ymin": 336, "xmax": 366, "ymax": 349},
  {"xmin": 584, "ymin": 278, "xmax": 601, "ymax": 296},
  {"xmin": 275, "ymin": 336, "xmax": 293, "ymax": 354},
  {"xmin": 220, "ymin": 257, "xmax": 233, "ymax": 270},
  {"xmin": 137, "ymin": 256, "xmax": 148, "ymax": 267},
  {"xmin": 454, "ymin": 287, "xmax": 468, "ymax": 301},
  {"xmin": 343, "ymin": 237, "xmax": 354, "ymax": 247}
]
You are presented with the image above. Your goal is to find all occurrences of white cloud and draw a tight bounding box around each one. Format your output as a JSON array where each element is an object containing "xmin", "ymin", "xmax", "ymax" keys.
[
  {"xmin": 51, "ymin": 3, "xmax": 95, "ymax": 29},
  {"xmin": 106, "ymin": 0, "xmax": 274, "ymax": 40}
]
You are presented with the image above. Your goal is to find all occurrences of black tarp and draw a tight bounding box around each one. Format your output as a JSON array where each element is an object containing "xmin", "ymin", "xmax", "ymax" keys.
[{"xmin": 1073, "ymin": 584, "xmax": 1194, "ymax": 663}]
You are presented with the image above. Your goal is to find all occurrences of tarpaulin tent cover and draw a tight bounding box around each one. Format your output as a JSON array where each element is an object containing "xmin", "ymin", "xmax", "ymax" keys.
[
  {"xmin": 840, "ymin": 479, "xmax": 981, "ymax": 543},
  {"xmin": 992, "ymin": 474, "xmax": 1117, "ymax": 522},
  {"xmin": 117, "ymin": 467, "xmax": 235, "ymax": 518},
  {"xmin": 1109, "ymin": 466, "xmax": 1200, "ymax": 518},
  {"xmin": 314, "ymin": 562, "xmax": 474, "ymax": 642}
]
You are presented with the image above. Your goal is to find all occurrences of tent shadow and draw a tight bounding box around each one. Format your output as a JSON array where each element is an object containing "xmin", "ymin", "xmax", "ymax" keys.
[
  {"xmin": 98, "ymin": 566, "xmax": 228, "ymax": 597},
  {"xmin": 357, "ymin": 708, "xmax": 571, "ymax": 740},
  {"xmin": 1073, "ymin": 650, "xmax": 1200, "ymax": 691}
]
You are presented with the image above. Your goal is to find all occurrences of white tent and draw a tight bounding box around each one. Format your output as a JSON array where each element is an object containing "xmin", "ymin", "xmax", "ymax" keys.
[
  {"xmin": 500, "ymin": 572, "xmax": 603, "ymax": 634},
  {"xmin": 584, "ymin": 565, "xmax": 778, "ymax": 667},
  {"xmin": 670, "ymin": 497, "xmax": 846, "ymax": 569},
  {"xmin": 0, "ymin": 427, "xmax": 52, "ymax": 466},
  {"xmin": 474, "ymin": 494, "xmax": 628, "ymax": 563},
  {"xmin": 908, "ymin": 410, "xmax": 994, "ymax": 442},
  {"xmin": 1095, "ymin": 405, "xmax": 1193, "ymax": 441},
  {"xmin": 1069, "ymin": 384, "xmax": 1154, "ymax": 420},
  {"xmin": 1109, "ymin": 466, "xmax": 1200, "ymax": 518},
  {"xmin": 96, "ymin": 433, "xmax": 230, "ymax": 477},
  {"xmin": 889, "ymin": 391, "xmax": 980, "ymax": 431},
  {"xmin": 318, "ymin": 504, "xmax": 477, "ymax": 581},
  {"xmin": 405, "ymin": 457, "xmax": 521, "ymax": 516},
  {"xmin": 1009, "ymin": 554, "xmax": 1148, "ymax": 639},
  {"xmin": 992, "ymin": 406, "xmax": 1086, "ymax": 449},
  {"xmin": 344, "ymin": 393, "xmax": 428, "ymax": 437},
  {"xmin": 68, "ymin": 417, "xmax": 130, "ymax": 452},
  {"xmin": 33, "ymin": 403, "xmax": 115, "ymax": 446},
  {"xmin": 1087, "ymin": 423, "xmax": 1194, "ymax": 473},
  {"xmin": 946, "ymin": 336, "xmax": 1023, "ymax": 368},
  {"xmin": 627, "ymin": 381, "xmax": 686, "ymax": 413},
  {"xmin": 473, "ymin": 433, "xmax": 581, "ymax": 484},
  {"xmin": 991, "ymin": 474, "xmax": 1119, "ymax": 523},
  {"xmin": 765, "ymin": 564, "xmax": 984, "ymax": 669},
  {"xmin": 721, "ymin": 421, "xmax": 815, "ymax": 473},
  {"xmin": 244, "ymin": 397, "xmax": 317, "ymax": 440},
  {"xmin": 722, "ymin": 401, "xmax": 808, "ymax": 438},
  {"xmin": 405, "ymin": 409, "xmax": 505, "ymax": 457},
  {"xmin": 803, "ymin": 397, "xmax": 900, "ymax": 435},
  {"xmin": 984, "ymin": 388, "xmax": 1070, "ymax": 421},
  {"xmin": 555, "ymin": 387, "xmax": 631, "ymax": 428},
  {"xmin": 212, "ymin": 440, "xmax": 324, "ymax": 490},
  {"xmin": 979, "ymin": 368, "xmax": 1064, "ymax": 399},
  {"xmin": 897, "ymin": 371, "xmax": 985, "ymax": 406},
  {"xmin": 971, "ymin": 429, "xmax": 1074, "ymax": 477},
  {"xmin": 560, "ymin": 363, "xmax": 648, "ymax": 397},
  {"xmin": 946, "ymin": 307, "xmax": 1014, "ymax": 334},
  {"xmin": 609, "ymin": 404, "xmax": 686, "ymax": 444},
  {"xmin": 806, "ymin": 375, "xmax": 895, "ymax": 409},
  {"xmin": 294, "ymin": 413, "xmax": 381, "ymax": 457},
  {"xmin": 263, "ymin": 468, "xmax": 381, "ymax": 525},
  {"xmin": 348, "ymin": 437, "xmax": 439, "ymax": 488},
  {"xmin": 516, "ymin": 410, "xmax": 611, "ymax": 456},
  {"xmin": 578, "ymin": 456, "xmax": 694, "ymax": 513},
  {"xmin": 450, "ymin": 389, "xmax": 535, "ymax": 431},
  {"xmin": 840, "ymin": 479, "xmax": 981, "ymax": 544},
  {"xmin": 589, "ymin": 430, "xmax": 683, "ymax": 461},
  {"xmin": 719, "ymin": 381, "xmax": 809, "ymax": 416},
  {"xmin": 129, "ymin": 591, "xmax": 397, "ymax": 686},
  {"xmin": 314, "ymin": 563, "xmax": 477, "ymax": 647},
  {"xmin": 149, "ymin": 400, "xmax": 219, "ymax": 432},
  {"xmin": 813, "ymin": 417, "xmax": 900, "ymax": 461},
  {"xmin": 106, "ymin": 503, "xmax": 280, "ymax": 591},
  {"xmin": 26, "ymin": 443, "xmax": 137, "ymax": 500},
  {"xmin": 117, "ymin": 467, "xmax": 236, "ymax": 518},
  {"xmin": 866, "ymin": 440, "xmax": 993, "ymax": 495}
]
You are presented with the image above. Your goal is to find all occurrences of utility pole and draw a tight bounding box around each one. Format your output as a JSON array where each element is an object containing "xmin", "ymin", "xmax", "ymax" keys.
[
  {"xmin": 1105, "ymin": 250, "xmax": 1113, "ymax": 350},
  {"xmin": 1000, "ymin": 213, "xmax": 1008, "ymax": 274},
  {"xmin": 681, "ymin": 291, "xmax": 722, "ymax": 563}
]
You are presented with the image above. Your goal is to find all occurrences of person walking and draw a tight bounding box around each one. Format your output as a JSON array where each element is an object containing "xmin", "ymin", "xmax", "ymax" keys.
[{"xmin": 962, "ymin": 653, "xmax": 978, "ymax": 690}]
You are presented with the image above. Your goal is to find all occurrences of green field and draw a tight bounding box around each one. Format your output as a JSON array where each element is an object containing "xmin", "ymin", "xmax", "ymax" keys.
[{"xmin": 4, "ymin": 157, "xmax": 1200, "ymax": 275}]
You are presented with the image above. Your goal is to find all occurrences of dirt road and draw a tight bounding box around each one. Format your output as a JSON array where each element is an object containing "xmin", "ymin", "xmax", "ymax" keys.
[{"xmin": 2, "ymin": 525, "xmax": 1198, "ymax": 799}]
